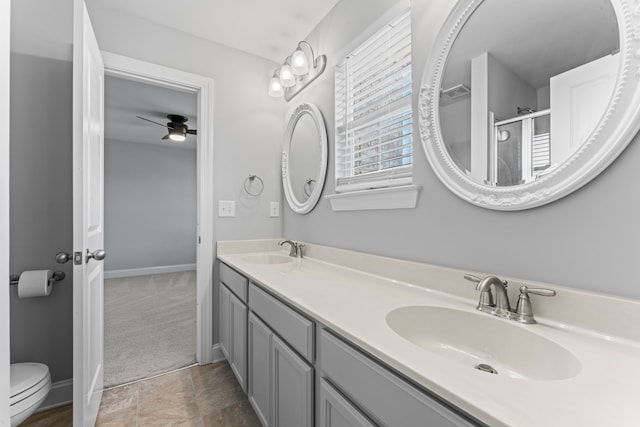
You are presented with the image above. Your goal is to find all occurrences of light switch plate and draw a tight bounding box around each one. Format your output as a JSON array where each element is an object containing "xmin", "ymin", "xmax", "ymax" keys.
[
  {"xmin": 218, "ymin": 200, "xmax": 236, "ymax": 217},
  {"xmin": 270, "ymin": 202, "xmax": 280, "ymax": 217}
]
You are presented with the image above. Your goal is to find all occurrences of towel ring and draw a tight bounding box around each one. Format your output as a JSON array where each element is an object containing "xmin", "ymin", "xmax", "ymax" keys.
[
  {"xmin": 244, "ymin": 174, "xmax": 264, "ymax": 196},
  {"xmin": 303, "ymin": 178, "xmax": 316, "ymax": 197}
]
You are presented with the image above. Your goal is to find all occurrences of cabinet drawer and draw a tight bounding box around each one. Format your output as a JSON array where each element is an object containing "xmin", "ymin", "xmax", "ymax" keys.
[
  {"xmin": 249, "ymin": 283, "xmax": 314, "ymax": 363},
  {"xmin": 320, "ymin": 330, "xmax": 480, "ymax": 427},
  {"xmin": 220, "ymin": 262, "xmax": 248, "ymax": 303}
]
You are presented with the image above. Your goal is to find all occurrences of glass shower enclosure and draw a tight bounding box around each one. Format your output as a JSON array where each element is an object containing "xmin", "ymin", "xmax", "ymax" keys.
[{"xmin": 490, "ymin": 109, "xmax": 551, "ymax": 186}]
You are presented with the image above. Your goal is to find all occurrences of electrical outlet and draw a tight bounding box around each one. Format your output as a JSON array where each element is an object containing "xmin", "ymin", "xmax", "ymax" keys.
[
  {"xmin": 270, "ymin": 202, "xmax": 280, "ymax": 218},
  {"xmin": 218, "ymin": 200, "xmax": 236, "ymax": 217}
]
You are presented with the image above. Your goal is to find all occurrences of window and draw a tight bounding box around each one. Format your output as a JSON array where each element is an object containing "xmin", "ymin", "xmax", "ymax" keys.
[{"xmin": 334, "ymin": 9, "xmax": 412, "ymax": 193}]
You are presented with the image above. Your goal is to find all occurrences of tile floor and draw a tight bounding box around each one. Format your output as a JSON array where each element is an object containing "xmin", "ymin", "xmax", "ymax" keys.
[{"xmin": 22, "ymin": 361, "xmax": 261, "ymax": 426}]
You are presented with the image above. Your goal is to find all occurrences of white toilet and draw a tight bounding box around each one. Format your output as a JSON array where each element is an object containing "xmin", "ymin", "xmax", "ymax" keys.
[{"xmin": 10, "ymin": 363, "xmax": 51, "ymax": 426}]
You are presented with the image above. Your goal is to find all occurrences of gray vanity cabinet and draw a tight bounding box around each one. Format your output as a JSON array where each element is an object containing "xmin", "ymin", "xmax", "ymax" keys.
[
  {"xmin": 229, "ymin": 292, "xmax": 248, "ymax": 392},
  {"xmin": 248, "ymin": 312, "xmax": 272, "ymax": 426},
  {"xmin": 247, "ymin": 283, "xmax": 314, "ymax": 427},
  {"xmin": 219, "ymin": 282, "xmax": 231, "ymax": 359},
  {"xmin": 320, "ymin": 330, "xmax": 480, "ymax": 427},
  {"xmin": 219, "ymin": 263, "xmax": 249, "ymax": 392},
  {"xmin": 219, "ymin": 259, "xmax": 480, "ymax": 427},
  {"xmin": 319, "ymin": 379, "xmax": 375, "ymax": 427},
  {"xmin": 272, "ymin": 335, "xmax": 314, "ymax": 427}
]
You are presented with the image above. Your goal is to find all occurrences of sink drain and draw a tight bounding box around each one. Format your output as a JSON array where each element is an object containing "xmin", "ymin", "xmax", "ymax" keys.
[{"xmin": 475, "ymin": 363, "xmax": 498, "ymax": 375}]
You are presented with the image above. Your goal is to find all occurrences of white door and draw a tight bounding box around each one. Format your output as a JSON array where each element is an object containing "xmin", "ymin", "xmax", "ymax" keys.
[
  {"xmin": 72, "ymin": 1, "xmax": 105, "ymax": 425},
  {"xmin": 1, "ymin": 0, "xmax": 11, "ymax": 425},
  {"xmin": 550, "ymin": 53, "xmax": 619, "ymax": 165}
]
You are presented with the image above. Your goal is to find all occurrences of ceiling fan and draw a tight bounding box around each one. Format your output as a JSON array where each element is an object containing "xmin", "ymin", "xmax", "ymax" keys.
[{"xmin": 136, "ymin": 114, "xmax": 197, "ymax": 142}]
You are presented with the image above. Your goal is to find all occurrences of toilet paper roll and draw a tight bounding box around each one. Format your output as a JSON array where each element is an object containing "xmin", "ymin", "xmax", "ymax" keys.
[{"xmin": 18, "ymin": 270, "xmax": 53, "ymax": 298}]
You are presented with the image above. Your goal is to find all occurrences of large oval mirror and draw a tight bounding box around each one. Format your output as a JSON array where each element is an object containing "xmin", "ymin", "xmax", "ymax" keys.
[
  {"xmin": 282, "ymin": 103, "xmax": 328, "ymax": 214},
  {"xmin": 419, "ymin": 0, "xmax": 640, "ymax": 210}
]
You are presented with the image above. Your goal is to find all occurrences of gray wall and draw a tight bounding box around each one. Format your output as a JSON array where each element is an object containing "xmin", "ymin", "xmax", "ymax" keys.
[
  {"xmin": 104, "ymin": 139, "xmax": 197, "ymax": 271},
  {"xmin": 84, "ymin": 2, "xmax": 286, "ymax": 346},
  {"xmin": 85, "ymin": 2, "xmax": 285, "ymax": 243},
  {"xmin": 9, "ymin": 52, "xmax": 73, "ymax": 382},
  {"xmin": 283, "ymin": 0, "xmax": 640, "ymax": 301},
  {"xmin": 9, "ymin": 0, "xmax": 284, "ymax": 383}
]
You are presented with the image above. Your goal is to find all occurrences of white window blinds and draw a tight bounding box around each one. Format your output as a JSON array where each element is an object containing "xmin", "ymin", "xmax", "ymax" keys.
[{"xmin": 335, "ymin": 10, "xmax": 412, "ymax": 193}]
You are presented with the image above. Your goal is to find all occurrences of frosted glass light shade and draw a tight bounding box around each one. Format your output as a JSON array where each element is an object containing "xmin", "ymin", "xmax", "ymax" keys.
[
  {"xmin": 268, "ymin": 76, "xmax": 284, "ymax": 97},
  {"xmin": 169, "ymin": 133, "xmax": 186, "ymax": 142},
  {"xmin": 279, "ymin": 64, "xmax": 295, "ymax": 87},
  {"xmin": 291, "ymin": 48, "xmax": 309, "ymax": 75}
]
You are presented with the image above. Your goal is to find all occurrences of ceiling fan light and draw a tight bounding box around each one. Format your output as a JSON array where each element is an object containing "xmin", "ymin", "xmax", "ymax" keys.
[
  {"xmin": 279, "ymin": 64, "xmax": 295, "ymax": 88},
  {"xmin": 169, "ymin": 133, "xmax": 186, "ymax": 142},
  {"xmin": 268, "ymin": 76, "xmax": 284, "ymax": 97},
  {"xmin": 168, "ymin": 124, "xmax": 187, "ymax": 142},
  {"xmin": 291, "ymin": 48, "xmax": 309, "ymax": 75}
]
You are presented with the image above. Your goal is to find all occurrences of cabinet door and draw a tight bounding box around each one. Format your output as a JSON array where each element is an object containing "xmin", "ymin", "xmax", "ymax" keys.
[
  {"xmin": 248, "ymin": 312, "xmax": 272, "ymax": 427},
  {"xmin": 319, "ymin": 379, "xmax": 375, "ymax": 427},
  {"xmin": 229, "ymin": 292, "xmax": 248, "ymax": 392},
  {"xmin": 219, "ymin": 284, "xmax": 231, "ymax": 359},
  {"xmin": 272, "ymin": 335, "xmax": 313, "ymax": 427}
]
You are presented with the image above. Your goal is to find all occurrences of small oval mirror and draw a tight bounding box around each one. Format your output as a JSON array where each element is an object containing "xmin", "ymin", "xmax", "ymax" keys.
[{"xmin": 282, "ymin": 103, "xmax": 328, "ymax": 214}]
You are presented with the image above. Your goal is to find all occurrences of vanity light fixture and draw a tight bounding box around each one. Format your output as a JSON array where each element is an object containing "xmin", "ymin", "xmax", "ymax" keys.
[
  {"xmin": 268, "ymin": 41, "xmax": 326, "ymax": 101},
  {"xmin": 268, "ymin": 70, "xmax": 284, "ymax": 97},
  {"xmin": 280, "ymin": 63, "xmax": 296, "ymax": 88}
]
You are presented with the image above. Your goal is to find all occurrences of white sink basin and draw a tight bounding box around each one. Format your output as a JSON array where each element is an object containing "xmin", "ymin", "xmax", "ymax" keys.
[
  {"xmin": 242, "ymin": 254, "xmax": 293, "ymax": 265},
  {"xmin": 386, "ymin": 306, "xmax": 581, "ymax": 381}
]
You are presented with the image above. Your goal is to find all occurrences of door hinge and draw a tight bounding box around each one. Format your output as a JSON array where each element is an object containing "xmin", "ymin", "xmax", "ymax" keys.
[
  {"xmin": 74, "ymin": 251, "xmax": 83, "ymax": 265},
  {"xmin": 198, "ymin": 236, "xmax": 201, "ymax": 244}
]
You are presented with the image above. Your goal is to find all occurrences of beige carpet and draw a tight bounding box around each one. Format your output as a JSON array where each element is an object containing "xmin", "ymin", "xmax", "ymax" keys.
[{"xmin": 104, "ymin": 271, "xmax": 197, "ymax": 388}]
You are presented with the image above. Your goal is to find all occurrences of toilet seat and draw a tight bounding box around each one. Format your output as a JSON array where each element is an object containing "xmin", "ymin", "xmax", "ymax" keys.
[
  {"xmin": 10, "ymin": 363, "xmax": 50, "ymax": 404},
  {"xmin": 10, "ymin": 363, "xmax": 51, "ymax": 426}
]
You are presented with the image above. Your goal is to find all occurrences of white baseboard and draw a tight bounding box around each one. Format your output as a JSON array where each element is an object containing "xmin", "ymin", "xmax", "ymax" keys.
[
  {"xmin": 37, "ymin": 378, "xmax": 72, "ymax": 412},
  {"xmin": 211, "ymin": 343, "xmax": 225, "ymax": 363},
  {"xmin": 105, "ymin": 264, "xmax": 196, "ymax": 279}
]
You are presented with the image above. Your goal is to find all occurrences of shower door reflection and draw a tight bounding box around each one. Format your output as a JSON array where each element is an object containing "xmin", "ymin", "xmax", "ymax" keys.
[{"xmin": 490, "ymin": 110, "xmax": 551, "ymax": 186}]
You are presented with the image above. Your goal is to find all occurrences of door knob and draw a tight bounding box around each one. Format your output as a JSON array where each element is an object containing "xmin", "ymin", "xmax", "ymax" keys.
[
  {"xmin": 86, "ymin": 249, "xmax": 106, "ymax": 262},
  {"xmin": 55, "ymin": 252, "xmax": 72, "ymax": 264}
]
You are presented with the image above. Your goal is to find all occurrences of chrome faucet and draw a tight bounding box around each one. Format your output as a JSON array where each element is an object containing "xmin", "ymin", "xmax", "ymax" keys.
[
  {"xmin": 464, "ymin": 274, "xmax": 556, "ymax": 324},
  {"xmin": 278, "ymin": 240, "xmax": 304, "ymax": 258},
  {"xmin": 466, "ymin": 275, "xmax": 511, "ymax": 318}
]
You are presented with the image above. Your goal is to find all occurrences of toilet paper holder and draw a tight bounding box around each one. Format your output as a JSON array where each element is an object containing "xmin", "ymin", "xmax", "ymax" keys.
[{"xmin": 9, "ymin": 271, "xmax": 65, "ymax": 286}]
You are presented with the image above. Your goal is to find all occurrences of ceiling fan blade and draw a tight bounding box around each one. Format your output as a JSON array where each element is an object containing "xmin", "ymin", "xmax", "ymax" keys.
[
  {"xmin": 137, "ymin": 116, "xmax": 168, "ymax": 128},
  {"xmin": 162, "ymin": 134, "xmax": 170, "ymax": 140},
  {"xmin": 186, "ymin": 129, "xmax": 197, "ymax": 135}
]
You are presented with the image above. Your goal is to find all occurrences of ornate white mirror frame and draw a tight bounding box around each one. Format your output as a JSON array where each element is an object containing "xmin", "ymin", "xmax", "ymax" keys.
[
  {"xmin": 419, "ymin": 0, "xmax": 640, "ymax": 210},
  {"xmin": 282, "ymin": 103, "xmax": 328, "ymax": 214}
]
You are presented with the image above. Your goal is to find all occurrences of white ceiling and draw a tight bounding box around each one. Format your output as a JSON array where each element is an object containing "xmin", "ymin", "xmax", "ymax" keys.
[
  {"xmin": 105, "ymin": 76, "xmax": 198, "ymax": 149},
  {"xmin": 442, "ymin": 0, "xmax": 618, "ymax": 91},
  {"xmin": 97, "ymin": 0, "xmax": 340, "ymax": 149},
  {"xmin": 86, "ymin": 0, "xmax": 341, "ymax": 62}
]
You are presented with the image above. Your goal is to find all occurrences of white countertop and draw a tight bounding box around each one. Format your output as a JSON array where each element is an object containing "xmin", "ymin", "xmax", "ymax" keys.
[{"xmin": 217, "ymin": 239, "xmax": 640, "ymax": 427}]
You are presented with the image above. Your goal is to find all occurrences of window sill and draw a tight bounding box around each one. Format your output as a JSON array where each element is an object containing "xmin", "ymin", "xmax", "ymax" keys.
[{"xmin": 325, "ymin": 185, "xmax": 421, "ymax": 211}]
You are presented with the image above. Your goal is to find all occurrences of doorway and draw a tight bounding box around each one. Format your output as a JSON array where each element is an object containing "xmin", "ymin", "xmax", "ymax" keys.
[
  {"xmin": 103, "ymin": 75, "xmax": 199, "ymax": 387},
  {"xmin": 102, "ymin": 52, "xmax": 215, "ymax": 372}
]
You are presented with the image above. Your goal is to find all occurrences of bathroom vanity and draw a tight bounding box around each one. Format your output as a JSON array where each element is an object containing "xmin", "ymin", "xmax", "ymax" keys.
[{"xmin": 217, "ymin": 239, "xmax": 640, "ymax": 427}]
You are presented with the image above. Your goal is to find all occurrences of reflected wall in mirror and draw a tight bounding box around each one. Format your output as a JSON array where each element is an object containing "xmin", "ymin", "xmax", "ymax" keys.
[
  {"xmin": 419, "ymin": 0, "xmax": 640, "ymax": 210},
  {"xmin": 282, "ymin": 103, "xmax": 328, "ymax": 214}
]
